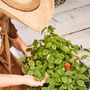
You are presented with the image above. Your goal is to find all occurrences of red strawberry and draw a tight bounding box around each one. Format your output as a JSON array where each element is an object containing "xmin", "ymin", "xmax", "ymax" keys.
[{"xmin": 64, "ymin": 63, "xmax": 71, "ymax": 71}]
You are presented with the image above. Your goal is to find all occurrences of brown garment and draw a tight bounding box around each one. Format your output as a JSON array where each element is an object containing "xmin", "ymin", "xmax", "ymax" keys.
[{"xmin": 0, "ymin": 15, "xmax": 27, "ymax": 90}]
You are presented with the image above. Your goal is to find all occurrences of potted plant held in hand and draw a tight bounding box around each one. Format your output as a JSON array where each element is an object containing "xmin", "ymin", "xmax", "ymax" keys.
[{"xmin": 22, "ymin": 26, "xmax": 90, "ymax": 90}]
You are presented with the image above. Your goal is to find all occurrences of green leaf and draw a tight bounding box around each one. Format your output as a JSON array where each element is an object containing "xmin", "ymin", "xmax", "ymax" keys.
[
  {"xmin": 28, "ymin": 60, "xmax": 35, "ymax": 67},
  {"xmin": 45, "ymin": 42, "xmax": 52, "ymax": 48},
  {"xmin": 78, "ymin": 86, "xmax": 87, "ymax": 90},
  {"xmin": 55, "ymin": 53, "xmax": 65, "ymax": 60},
  {"xmin": 56, "ymin": 69, "xmax": 65, "ymax": 75},
  {"xmin": 22, "ymin": 67, "xmax": 27, "ymax": 74},
  {"xmin": 47, "ymin": 70, "xmax": 54, "ymax": 76},
  {"xmin": 80, "ymin": 74, "xmax": 87, "ymax": 80},
  {"xmin": 61, "ymin": 76, "xmax": 68, "ymax": 84},
  {"xmin": 81, "ymin": 67, "xmax": 87, "ymax": 73},
  {"xmin": 59, "ymin": 84, "xmax": 67, "ymax": 90},
  {"xmin": 48, "ymin": 63, "xmax": 54, "ymax": 69},
  {"xmin": 48, "ymin": 25, "xmax": 55, "ymax": 33},
  {"xmin": 68, "ymin": 78, "xmax": 72, "ymax": 84},
  {"xmin": 36, "ymin": 60, "xmax": 42, "ymax": 67},
  {"xmin": 83, "ymin": 48, "xmax": 90, "ymax": 52},
  {"xmin": 47, "ymin": 55, "xmax": 54, "ymax": 63},
  {"xmin": 54, "ymin": 59, "xmax": 62, "ymax": 65},
  {"xmin": 76, "ymin": 80, "xmax": 85, "ymax": 86},
  {"xmin": 52, "ymin": 44, "xmax": 57, "ymax": 50},
  {"xmin": 68, "ymin": 84, "xmax": 73, "ymax": 90},
  {"xmin": 35, "ymin": 76, "xmax": 43, "ymax": 81},
  {"xmin": 42, "ymin": 49, "xmax": 49, "ymax": 56},
  {"xmin": 73, "ymin": 45, "xmax": 80, "ymax": 52},
  {"xmin": 27, "ymin": 69, "xmax": 33, "ymax": 75},
  {"xmin": 46, "ymin": 78, "xmax": 55, "ymax": 85},
  {"xmin": 41, "ymin": 87, "xmax": 48, "ymax": 90},
  {"xmin": 75, "ymin": 65, "xmax": 81, "ymax": 71},
  {"xmin": 34, "ymin": 69, "xmax": 41, "ymax": 77},
  {"xmin": 65, "ymin": 71, "xmax": 74, "ymax": 76},
  {"xmin": 73, "ymin": 74, "xmax": 81, "ymax": 80},
  {"xmin": 81, "ymin": 55, "xmax": 89, "ymax": 59},
  {"xmin": 60, "ymin": 46, "xmax": 70, "ymax": 53},
  {"xmin": 27, "ymin": 87, "xmax": 40, "ymax": 90},
  {"xmin": 26, "ymin": 48, "xmax": 32, "ymax": 51},
  {"xmin": 61, "ymin": 76, "xmax": 72, "ymax": 85},
  {"xmin": 33, "ymin": 40, "xmax": 38, "ymax": 48}
]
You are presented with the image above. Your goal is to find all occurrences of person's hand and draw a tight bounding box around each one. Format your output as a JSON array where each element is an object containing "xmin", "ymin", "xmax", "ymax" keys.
[
  {"xmin": 22, "ymin": 47, "xmax": 32, "ymax": 57},
  {"xmin": 21, "ymin": 44, "xmax": 32, "ymax": 57},
  {"xmin": 23, "ymin": 74, "xmax": 47, "ymax": 87},
  {"xmin": 24, "ymin": 51, "xmax": 32, "ymax": 57}
]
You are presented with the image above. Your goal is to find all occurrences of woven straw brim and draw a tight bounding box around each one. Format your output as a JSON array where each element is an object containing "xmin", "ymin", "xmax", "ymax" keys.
[
  {"xmin": 0, "ymin": 0, "xmax": 54, "ymax": 32},
  {"xmin": 2, "ymin": 0, "xmax": 40, "ymax": 11}
]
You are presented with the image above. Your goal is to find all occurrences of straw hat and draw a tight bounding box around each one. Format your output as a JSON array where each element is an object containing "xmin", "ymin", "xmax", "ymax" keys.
[{"xmin": 0, "ymin": 0, "xmax": 54, "ymax": 32}]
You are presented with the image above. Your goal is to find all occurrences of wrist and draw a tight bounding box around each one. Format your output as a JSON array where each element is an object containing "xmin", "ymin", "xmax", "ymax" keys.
[
  {"xmin": 23, "ymin": 49, "xmax": 31, "ymax": 57},
  {"xmin": 15, "ymin": 75, "xmax": 25, "ymax": 85},
  {"xmin": 21, "ymin": 45, "xmax": 31, "ymax": 57},
  {"xmin": 22, "ymin": 44, "xmax": 27, "ymax": 53},
  {"xmin": 20, "ymin": 75, "xmax": 27, "ymax": 85},
  {"xmin": 22, "ymin": 75, "xmax": 29, "ymax": 85}
]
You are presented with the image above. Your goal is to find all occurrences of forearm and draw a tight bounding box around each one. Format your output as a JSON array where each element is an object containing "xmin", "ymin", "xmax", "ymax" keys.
[
  {"xmin": 12, "ymin": 36, "xmax": 27, "ymax": 52},
  {"xmin": 12, "ymin": 36, "xmax": 31, "ymax": 56},
  {"xmin": 0, "ymin": 74, "xmax": 24, "ymax": 87},
  {"xmin": 0, "ymin": 74, "xmax": 46, "ymax": 87}
]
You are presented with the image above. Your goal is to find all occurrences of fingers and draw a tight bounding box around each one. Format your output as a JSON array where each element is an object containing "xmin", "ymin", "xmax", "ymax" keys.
[
  {"xmin": 35, "ymin": 82, "xmax": 44, "ymax": 87},
  {"xmin": 41, "ymin": 73, "xmax": 48, "ymax": 83},
  {"xmin": 39, "ymin": 73, "xmax": 48, "ymax": 86},
  {"xmin": 32, "ymin": 74, "xmax": 48, "ymax": 87},
  {"xmin": 24, "ymin": 74, "xmax": 48, "ymax": 87}
]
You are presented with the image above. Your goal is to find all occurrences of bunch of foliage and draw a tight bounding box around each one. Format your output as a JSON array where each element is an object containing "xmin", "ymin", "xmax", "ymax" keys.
[{"xmin": 22, "ymin": 26, "xmax": 90, "ymax": 90}]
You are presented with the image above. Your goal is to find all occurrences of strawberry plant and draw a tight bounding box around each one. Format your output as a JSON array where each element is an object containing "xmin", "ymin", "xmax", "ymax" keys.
[{"xmin": 22, "ymin": 26, "xmax": 90, "ymax": 90}]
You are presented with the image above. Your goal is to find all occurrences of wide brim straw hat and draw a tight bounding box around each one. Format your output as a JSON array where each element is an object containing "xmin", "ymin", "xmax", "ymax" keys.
[{"xmin": 0, "ymin": 0, "xmax": 54, "ymax": 32}]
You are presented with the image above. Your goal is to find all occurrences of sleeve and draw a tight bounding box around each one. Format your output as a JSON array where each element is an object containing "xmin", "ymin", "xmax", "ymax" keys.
[{"xmin": 8, "ymin": 19, "xmax": 18, "ymax": 38}]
